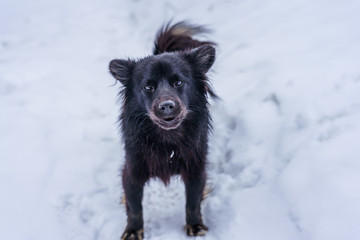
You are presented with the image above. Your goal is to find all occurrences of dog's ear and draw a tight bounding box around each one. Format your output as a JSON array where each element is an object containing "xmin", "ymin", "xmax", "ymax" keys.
[
  {"xmin": 109, "ymin": 59, "xmax": 135, "ymax": 86},
  {"xmin": 183, "ymin": 45, "xmax": 215, "ymax": 74}
]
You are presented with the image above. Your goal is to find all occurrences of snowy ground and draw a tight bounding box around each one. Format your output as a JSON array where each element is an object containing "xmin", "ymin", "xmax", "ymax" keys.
[{"xmin": 1, "ymin": 0, "xmax": 360, "ymax": 239}]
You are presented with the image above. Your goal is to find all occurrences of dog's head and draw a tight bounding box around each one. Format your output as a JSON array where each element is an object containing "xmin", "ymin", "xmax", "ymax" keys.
[{"xmin": 109, "ymin": 45, "xmax": 215, "ymax": 130}]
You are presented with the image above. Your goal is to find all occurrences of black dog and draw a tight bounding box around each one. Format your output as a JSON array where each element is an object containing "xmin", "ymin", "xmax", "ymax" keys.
[{"xmin": 109, "ymin": 21, "xmax": 216, "ymax": 240}]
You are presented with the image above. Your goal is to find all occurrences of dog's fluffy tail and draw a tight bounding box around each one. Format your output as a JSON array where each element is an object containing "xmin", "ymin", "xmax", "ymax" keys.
[{"xmin": 153, "ymin": 21, "xmax": 215, "ymax": 55}]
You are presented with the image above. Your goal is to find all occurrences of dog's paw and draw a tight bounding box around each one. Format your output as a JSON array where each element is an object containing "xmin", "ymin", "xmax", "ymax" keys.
[
  {"xmin": 121, "ymin": 228, "xmax": 144, "ymax": 240},
  {"xmin": 185, "ymin": 224, "xmax": 208, "ymax": 237}
]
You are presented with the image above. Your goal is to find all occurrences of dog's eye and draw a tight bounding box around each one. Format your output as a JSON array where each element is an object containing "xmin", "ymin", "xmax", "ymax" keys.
[
  {"xmin": 144, "ymin": 85, "xmax": 154, "ymax": 91},
  {"xmin": 174, "ymin": 80, "xmax": 183, "ymax": 87}
]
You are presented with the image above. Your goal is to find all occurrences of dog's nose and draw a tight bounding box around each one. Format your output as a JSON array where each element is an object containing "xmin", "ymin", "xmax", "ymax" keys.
[{"xmin": 159, "ymin": 100, "xmax": 175, "ymax": 114}]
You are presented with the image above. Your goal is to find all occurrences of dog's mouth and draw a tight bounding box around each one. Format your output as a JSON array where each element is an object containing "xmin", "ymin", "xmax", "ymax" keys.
[
  {"xmin": 163, "ymin": 117, "xmax": 175, "ymax": 122},
  {"xmin": 150, "ymin": 110, "xmax": 187, "ymax": 130}
]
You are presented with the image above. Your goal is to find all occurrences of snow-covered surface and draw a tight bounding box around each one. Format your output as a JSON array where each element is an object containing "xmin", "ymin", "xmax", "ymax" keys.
[{"xmin": 1, "ymin": 0, "xmax": 360, "ymax": 239}]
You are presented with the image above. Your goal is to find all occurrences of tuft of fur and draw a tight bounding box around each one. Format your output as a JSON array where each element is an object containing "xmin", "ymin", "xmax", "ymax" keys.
[{"xmin": 153, "ymin": 21, "xmax": 216, "ymax": 55}]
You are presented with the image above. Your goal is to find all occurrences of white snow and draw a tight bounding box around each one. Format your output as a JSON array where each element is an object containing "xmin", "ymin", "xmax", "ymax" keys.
[{"xmin": 1, "ymin": 0, "xmax": 360, "ymax": 239}]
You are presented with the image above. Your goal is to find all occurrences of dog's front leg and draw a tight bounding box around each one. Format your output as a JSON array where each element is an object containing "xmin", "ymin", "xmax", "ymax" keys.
[
  {"xmin": 184, "ymin": 171, "xmax": 208, "ymax": 236},
  {"xmin": 121, "ymin": 167, "xmax": 145, "ymax": 240}
]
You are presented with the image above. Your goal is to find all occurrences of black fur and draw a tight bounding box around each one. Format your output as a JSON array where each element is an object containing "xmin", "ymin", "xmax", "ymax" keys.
[{"xmin": 109, "ymin": 21, "xmax": 216, "ymax": 239}]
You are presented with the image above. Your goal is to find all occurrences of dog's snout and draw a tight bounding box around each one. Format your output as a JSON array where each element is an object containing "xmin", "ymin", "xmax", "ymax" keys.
[{"xmin": 159, "ymin": 100, "xmax": 175, "ymax": 114}]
